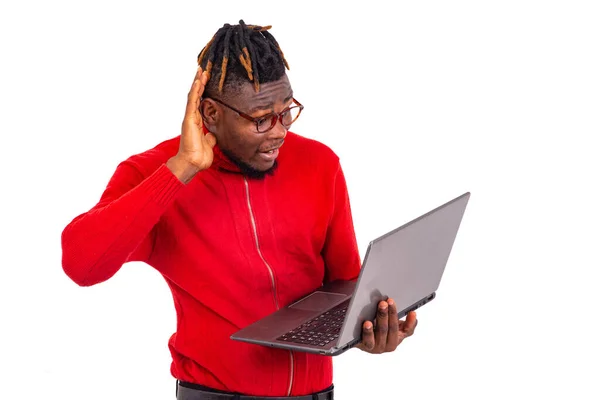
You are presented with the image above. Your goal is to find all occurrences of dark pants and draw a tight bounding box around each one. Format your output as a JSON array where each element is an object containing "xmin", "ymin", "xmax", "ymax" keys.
[{"xmin": 176, "ymin": 380, "xmax": 334, "ymax": 400}]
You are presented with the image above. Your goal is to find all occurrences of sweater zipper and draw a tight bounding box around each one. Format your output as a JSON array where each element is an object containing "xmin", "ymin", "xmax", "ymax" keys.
[
  {"xmin": 243, "ymin": 177, "xmax": 279, "ymax": 309},
  {"xmin": 243, "ymin": 177, "xmax": 294, "ymax": 396},
  {"xmin": 287, "ymin": 351, "xmax": 294, "ymax": 396}
]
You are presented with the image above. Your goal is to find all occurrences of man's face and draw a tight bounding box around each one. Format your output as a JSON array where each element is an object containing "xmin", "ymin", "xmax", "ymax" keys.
[{"xmin": 201, "ymin": 74, "xmax": 293, "ymax": 176}]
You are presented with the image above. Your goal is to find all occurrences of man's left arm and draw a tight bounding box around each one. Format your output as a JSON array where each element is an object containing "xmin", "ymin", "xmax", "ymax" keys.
[
  {"xmin": 321, "ymin": 163, "xmax": 361, "ymax": 283},
  {"xmin": 322, "ymin": 162, "xmax": 418, "ymax": 354}
]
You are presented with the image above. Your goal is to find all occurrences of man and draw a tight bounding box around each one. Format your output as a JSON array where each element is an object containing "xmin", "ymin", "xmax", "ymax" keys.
[{"xmin": 61, "ymin": 20, "xmax": 418, "ymax": 399}]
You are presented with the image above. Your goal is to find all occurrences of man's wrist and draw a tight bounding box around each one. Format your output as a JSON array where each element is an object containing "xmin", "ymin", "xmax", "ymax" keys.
[{"xmin": 166, "ymin": 155, "xmax": 202, "ymax": 184}]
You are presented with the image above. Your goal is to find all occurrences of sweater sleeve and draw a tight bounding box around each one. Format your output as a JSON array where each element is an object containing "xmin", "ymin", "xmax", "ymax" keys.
[
  {"xmin": 61, "ymin": 160, "xmax": 184, "ymax": 286},
  {"xmin": 322, "ymin": 163, "xmax": 362, "ymax": 282}
]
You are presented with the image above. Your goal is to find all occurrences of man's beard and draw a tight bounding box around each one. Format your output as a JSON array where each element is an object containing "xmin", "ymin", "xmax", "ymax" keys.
[{"xmin": 221, "ymin": 148, "xmax": 278, "ymax": 180}]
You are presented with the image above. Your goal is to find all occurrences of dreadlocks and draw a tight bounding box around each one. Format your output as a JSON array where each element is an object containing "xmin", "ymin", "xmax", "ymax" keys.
[{"xmin": 197, "ymin": 20, "xmax": 290, "ymax": 97}]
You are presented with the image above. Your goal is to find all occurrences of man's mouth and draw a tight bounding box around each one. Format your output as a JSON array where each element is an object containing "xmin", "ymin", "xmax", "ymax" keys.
[
  {"xmin": 257, "ymin": 142, "xmax": 283, "ymax": 162},
  {"xmin": 259, "ymin": 141, "xmax": 284, "ymax": 154}
]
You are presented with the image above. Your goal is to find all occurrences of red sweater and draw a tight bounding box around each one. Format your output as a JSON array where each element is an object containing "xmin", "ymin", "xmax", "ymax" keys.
[{"xmin": 61, "ymin": 131, "xmax": 361, "ymax": 396}]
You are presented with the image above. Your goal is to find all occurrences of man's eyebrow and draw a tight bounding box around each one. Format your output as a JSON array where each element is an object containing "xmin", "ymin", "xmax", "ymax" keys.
[
  {"xmin": 283, "ymin": 92, "xmax": 294, "ymax": 104},
  {"xmin": 247, "ymin": 92, "xmax": 294, "ymax": 114}
]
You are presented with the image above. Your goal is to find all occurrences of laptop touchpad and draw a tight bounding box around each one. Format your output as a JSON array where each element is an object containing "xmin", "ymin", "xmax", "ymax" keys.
[{"xmin": 289, "ymin": 292, "xmax": 347, "ymax": 312}]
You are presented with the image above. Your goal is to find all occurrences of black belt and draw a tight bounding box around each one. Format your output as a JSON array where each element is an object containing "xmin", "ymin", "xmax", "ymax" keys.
[{"xmin": 176, "ymin": 380, "xmax": 334, "ymax": 400}]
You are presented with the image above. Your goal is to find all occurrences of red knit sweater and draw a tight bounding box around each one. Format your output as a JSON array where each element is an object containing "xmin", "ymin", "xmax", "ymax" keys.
[{"xmin": 61, "ymin": 131, "xmax": 361, "ymax": 396}]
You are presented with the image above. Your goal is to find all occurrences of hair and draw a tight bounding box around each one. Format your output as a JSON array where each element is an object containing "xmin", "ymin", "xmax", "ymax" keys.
[{"xmin": 197, "ymin": 20, "xmax": 289, "ymax": 98}]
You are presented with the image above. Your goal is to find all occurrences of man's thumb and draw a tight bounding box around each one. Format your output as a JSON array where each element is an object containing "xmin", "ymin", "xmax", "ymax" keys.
[{"xmin": 205, "ymin": 132, "xmax": 217, "ymax": 148}]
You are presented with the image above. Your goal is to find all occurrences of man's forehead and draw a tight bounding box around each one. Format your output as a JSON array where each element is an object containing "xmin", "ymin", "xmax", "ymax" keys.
[{"xmin": 233, "ymin": 76, "xmax": 293, "ymax": 112}]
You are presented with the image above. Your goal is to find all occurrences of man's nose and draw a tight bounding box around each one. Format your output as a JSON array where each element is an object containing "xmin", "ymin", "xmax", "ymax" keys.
[{"xmin": 268, "ymin": 117, "xmax": 287, "ymax": 139}]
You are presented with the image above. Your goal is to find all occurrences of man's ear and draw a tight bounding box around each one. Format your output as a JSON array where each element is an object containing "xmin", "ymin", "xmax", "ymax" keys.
[{"xmin": 200, "ymin": 99, "xmax": 219, "ymax": 132}]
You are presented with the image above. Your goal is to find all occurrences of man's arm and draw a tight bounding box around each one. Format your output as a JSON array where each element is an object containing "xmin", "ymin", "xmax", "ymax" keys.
[
  {"xmin": 321, "ymin": 162, "xmax": 361, "ymax": 283},
  {"xmin": 320, "ymin": 161, "xmax": 418, "ymax": 354},
  {"xmin": 61, "ymin": 161, "xmax": 184, "ymax": 286},
  {"xmin": 62, "ymin": 66, "xmax": 216, "ymax": 287}
]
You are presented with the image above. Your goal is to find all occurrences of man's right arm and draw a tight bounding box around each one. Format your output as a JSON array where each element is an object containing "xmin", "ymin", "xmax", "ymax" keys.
[
  {"xmin": 62, "ymin": 66, "xmax": 216, "ymax": 287},
  {"xmin": 62, "ymin": 65, "xmax": 218, "ymax": 286},
  {"xmin": 61, "ymin": 160, "xmax": 185, "ymax": 286}
]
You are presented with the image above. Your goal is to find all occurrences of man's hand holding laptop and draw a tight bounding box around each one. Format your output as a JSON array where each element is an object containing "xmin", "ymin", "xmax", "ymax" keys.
[{"xmin": 356, "ymin": 298, "xmax": 418, "ymax": 354}]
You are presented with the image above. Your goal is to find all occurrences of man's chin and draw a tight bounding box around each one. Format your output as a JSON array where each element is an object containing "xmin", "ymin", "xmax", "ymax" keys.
[
  {"xmin": 221, "ymin": 149, "xmax": 279, "ymax": 179},
  {"xmin": 240, "ymin": 160, "xmax": 278, "ymax": 180}
]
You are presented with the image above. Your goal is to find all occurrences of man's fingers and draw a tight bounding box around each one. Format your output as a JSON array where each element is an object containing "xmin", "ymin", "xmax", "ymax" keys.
[
  {"xmin": 188, "ymin": 67, "xmax": 204, "ymax": 98},
  {"xmin": 204, "ymin": 132, "xmax": 217, "ymax": 148},
  {"xmin": 185, "ymin": 68, "xmax": 207, "ymax": 121},
  {"xmin": 374, "ymin": 301, "xmax": 389, "ymax": 352},
  {"xmin": 360, "ymin": 321, "xmax": 375, "ymax": 351},
  {"xmin": 401, "ymin": 311, "xmax": 418, "ymax": 337},
  {"xmin": 386, "ymin": 299, "xmax": 399, "ymax": 350},
  {"xmin": 196, "ymin": 71, "xmax": 209, "ymax": 110},
  {"xmin": 185, "ymin": 81, "xmax": 201, "ymax": 119}
]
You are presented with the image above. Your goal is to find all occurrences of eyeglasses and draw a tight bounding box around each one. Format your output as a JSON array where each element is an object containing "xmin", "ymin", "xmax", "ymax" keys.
[{"xmin": 205, "ymin": 97, "xmax": 304, "ymax": 133}]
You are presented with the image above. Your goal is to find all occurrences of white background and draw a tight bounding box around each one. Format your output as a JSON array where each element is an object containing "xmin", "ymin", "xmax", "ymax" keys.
[{"xmin": 1, "ymin": 1, "xmax": 599, "ymax": 399}]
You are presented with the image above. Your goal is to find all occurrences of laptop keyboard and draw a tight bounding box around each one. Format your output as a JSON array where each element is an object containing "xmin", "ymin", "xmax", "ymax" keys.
[{"xmin": 277, "ymin": 300, "xmax": 349, "ymax": 347}]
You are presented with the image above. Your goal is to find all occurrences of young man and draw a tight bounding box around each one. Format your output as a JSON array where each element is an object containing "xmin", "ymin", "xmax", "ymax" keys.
[{"xmin": 61, "ymin": 20, "xmax": 417, "ymax": 399}]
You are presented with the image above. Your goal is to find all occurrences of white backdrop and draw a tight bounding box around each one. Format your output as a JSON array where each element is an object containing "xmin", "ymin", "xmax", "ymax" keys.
[{"xmin": 1, "ymin": 1, "xmax": 599, "ymax": 399}]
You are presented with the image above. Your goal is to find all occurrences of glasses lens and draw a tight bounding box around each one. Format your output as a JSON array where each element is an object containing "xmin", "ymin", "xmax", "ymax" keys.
[
  {"xmin": 281, "ymin": 106, "xmax": 301, "ymax": 127},
  {"xmin": 256, "ymin": 115, "xmax": 274, "ymax": 133},
  {"xmin": 255, "ymin": 106, "xmax": 302, "ymax": 133}
]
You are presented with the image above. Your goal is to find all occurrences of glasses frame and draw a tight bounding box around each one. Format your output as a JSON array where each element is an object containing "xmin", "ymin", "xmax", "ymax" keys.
[{"xmin": 204, "ymin": 97, "xmax": 304, "ymax": 133}]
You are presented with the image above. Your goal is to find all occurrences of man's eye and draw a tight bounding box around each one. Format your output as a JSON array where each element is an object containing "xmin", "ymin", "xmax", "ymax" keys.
[{"xmin": 256, "ymin": 117, "xmax": 270, "ymax": 126}]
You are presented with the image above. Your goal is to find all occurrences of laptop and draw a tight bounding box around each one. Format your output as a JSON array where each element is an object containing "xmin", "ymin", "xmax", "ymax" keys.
[{"xmin": 230, "ymin": 192, "xmax": 470, "ymax": 356}]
